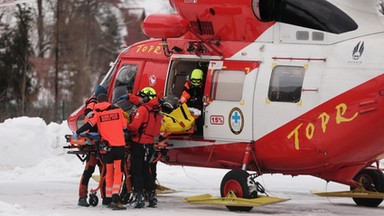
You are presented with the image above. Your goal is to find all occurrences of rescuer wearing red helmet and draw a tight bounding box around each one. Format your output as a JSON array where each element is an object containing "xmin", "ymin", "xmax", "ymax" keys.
[
  {"xmin": 127, "ymin": 87, "xmax": 162, "ymax": 208},
  {"xmin": 74, "ymin": 93, "xmax": 128, "ymax": 210}
]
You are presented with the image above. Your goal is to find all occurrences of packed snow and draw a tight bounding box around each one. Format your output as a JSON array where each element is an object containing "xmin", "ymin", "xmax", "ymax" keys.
[{"xmin": 1, "ymin": 117, "xmax": 384, "ymax": 216}]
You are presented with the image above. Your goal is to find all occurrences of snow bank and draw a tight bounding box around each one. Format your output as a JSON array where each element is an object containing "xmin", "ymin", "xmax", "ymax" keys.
[
  {"xmin": 0, "ymin": 117, "xmax": 84, "ymax": 182},
  {"xmin": 0, "ymin": 117, "xmax": 71, "ymax": 169}
]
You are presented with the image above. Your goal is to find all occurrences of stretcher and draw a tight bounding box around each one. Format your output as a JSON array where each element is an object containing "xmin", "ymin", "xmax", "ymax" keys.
[
  {"xmin": 160, "ymin": 103, "xmax": 197, "ymax": 136},
  {"xmin": 64, "ymin": 133, "xmax": 108, "ymax": 206},
  {"xmin": 64, "ymin": 132, "xmax": 175, "ymax": 206}
]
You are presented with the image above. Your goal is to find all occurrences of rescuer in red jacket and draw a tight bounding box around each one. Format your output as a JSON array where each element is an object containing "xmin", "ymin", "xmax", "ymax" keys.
[
  {"xmin": 74, "ymin": 93, "xmax": 128, "ymax": 210},
  {"xmin": 127, "ymin": 87, "xmax": 162, "ymax": 208}
]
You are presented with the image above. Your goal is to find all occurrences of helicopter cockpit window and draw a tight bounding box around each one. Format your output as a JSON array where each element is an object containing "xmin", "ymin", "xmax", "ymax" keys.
[
  {"xmin": 268, "ymin": 65, "xmax": 305, "ymax": 103},
  {"xmin": 112, "ymin": 64, "xmax": 138, "ymax": 111},
  {"xmin": 252, "ymin": 0, "xmax": 358, "ymax": 34},
  {"xmin": 99, "ymin": 61, "xmax": 116, "ymax": 90},
  {"xmin": 211, "ymin": 70, "xmax": 245, "ymax": 101}
]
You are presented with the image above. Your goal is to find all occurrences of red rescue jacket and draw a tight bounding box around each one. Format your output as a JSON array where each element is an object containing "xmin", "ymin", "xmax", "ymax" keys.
[{"xmin": 128, "ymin": 98, "xmax": 162, "ymax": 144}]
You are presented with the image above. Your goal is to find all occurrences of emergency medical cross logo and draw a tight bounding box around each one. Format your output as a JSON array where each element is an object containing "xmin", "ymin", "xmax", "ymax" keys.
[{"xmin": 229, "ymin": 107, "xmax": 244, "ymax": 135}]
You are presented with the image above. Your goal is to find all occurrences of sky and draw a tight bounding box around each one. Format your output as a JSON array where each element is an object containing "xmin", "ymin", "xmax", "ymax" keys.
[
  {"xmin": 136, "ymin": 0, "xmax": 173, "ymax": 14},
  {"xmin": 0, "ymin": 117, "xmax": 384, "ymax": 216}
]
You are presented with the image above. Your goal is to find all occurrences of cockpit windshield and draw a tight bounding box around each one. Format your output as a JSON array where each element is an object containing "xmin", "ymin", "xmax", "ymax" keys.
[
  {"xmin": 99, "ymin": 61, "xmax": 116, "ymax": 91},
  {"xmin": 112, "ymin": 64, "xmax": 138, "ymax": 112}
]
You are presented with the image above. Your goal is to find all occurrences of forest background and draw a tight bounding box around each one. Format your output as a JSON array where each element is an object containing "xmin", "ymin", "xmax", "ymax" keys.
[{"xmin": 0, "ymin": 0, "xmax": 172, "ymax": 123}]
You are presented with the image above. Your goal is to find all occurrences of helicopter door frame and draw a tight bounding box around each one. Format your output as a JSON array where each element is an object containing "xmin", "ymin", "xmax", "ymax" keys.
[
  {"xmin": 204, "ymin": 60, "xmax": 260, "ymax": 142},
  {"xmin": 164, "ymin": 56, "xmax": 219, "ymax": 138}
]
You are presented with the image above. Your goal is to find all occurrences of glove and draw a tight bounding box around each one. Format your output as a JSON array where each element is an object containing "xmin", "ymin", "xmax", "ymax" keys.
[
  {"xmin": 72, "ymin": 133, "xmax": 78, "ymax": 140},
  {"xmin": 180, "ymin": 97, "xmax": 187, "ymax": 104},
  {"xmin": 119, "ymin": 94, "xmax": 128, "ymax": 100}
]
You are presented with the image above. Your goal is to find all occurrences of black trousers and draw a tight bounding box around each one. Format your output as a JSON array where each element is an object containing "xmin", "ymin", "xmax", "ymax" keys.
[{"xmin": 130, "ymin": 142, "xmax": 156, "ymax": 193}]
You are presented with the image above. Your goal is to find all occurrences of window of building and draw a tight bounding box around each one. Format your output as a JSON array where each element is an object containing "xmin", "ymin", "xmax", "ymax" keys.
[
  {"xmin": 211, "ymin": 70, "xmax": 245, "ymax": 101},
  {"xmin": 268, "ymin": 66, "xmax": 305, "ymax": 103}
]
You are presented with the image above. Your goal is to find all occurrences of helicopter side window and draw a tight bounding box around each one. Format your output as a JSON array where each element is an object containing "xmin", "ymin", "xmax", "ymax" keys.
[
  {"xmin": 112, "ymin": 64, "xmax": 138, "ymax": 111},
  {"xmin": 268, "ymin": 65, "xmax": 305, "ymax": 103},
  {"xmin": 211, "ymin": 70, "xmax": 245, "ymax": 101}
]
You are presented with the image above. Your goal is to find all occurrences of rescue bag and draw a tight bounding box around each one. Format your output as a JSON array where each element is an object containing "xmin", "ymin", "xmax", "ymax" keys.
[{"xmin": 160, "ymin": 103, "xmax": 195, "ymax": 134}]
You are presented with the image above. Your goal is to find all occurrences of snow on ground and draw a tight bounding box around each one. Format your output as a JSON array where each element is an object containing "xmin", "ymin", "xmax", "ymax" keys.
[{"xmin": 0, "ymin": 117, "xmax": 384, "ymax": 216}]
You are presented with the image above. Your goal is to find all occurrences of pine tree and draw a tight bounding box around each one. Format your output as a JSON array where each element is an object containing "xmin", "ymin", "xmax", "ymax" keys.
[
  {"xmin": 0, "ymin": 24, "xmax": 14, "ymax": 105},
  {"xmin": 0, "ymin": 5, "xmax": 37, "ymax": 117}
]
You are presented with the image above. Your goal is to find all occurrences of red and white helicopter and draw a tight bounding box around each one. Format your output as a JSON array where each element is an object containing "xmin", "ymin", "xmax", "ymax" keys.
[{"xmin": 67, "ymin": 0, "xmax": 384, "ymax": 211}]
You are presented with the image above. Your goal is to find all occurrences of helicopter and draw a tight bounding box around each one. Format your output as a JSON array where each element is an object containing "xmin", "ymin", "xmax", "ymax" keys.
[{"xmin": 67, "ymin": 0, "xmax": 384, "ymax": 211}]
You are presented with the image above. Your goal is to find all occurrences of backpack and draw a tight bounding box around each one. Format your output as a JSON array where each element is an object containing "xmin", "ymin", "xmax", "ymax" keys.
[{"xmin": 138, "ymin": 105, "xmax": 163, "ymax": 143}]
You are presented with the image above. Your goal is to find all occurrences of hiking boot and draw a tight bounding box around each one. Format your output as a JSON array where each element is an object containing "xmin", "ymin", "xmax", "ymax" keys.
[
  {"xmin": 107, "ymin": 194, "xmax": 126, "ymax": 210},
  {"xmin": 108, "ymin": 202, "xmax": 127, "ymax": 210},
  {"xmin": 133, "ymin": 193, "xmax": 145, "ymax": 209},
  {"xmin": 78, "ymin": 197, "xmax": 90, "ymax": 207},
  {"xmin": 147, "ymin": 190, "xmax": 157, "ymax": 208},
  {"xmin": 108, "ymin": 201, "xmax": 126, "ymax": 210},
  {"xmin": 121, "ymin": 192, "xmax": 133, "ymax": 204},
  {"xmin": 102, "ymin": 197, "xmax": 112, "ymax": 206}
]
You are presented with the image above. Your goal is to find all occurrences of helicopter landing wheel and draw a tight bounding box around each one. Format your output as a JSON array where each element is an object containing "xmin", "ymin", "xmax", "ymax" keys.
[
  {"xmin": 220, "ymin": 169, "xmax": 254, "ymax": 212},
  {"xmin": 351, "ymin": 168, "xmax": 384, "ymax": 207}
]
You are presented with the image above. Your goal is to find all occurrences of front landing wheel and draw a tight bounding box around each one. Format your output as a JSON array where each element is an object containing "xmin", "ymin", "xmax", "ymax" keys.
[
  {"xmin": 351, "ymin": 168, "xmax": 384, "ymax": 207},
  {"xmin": 220, "ymin": 169, "xmax": 254, "ymax": 212}
]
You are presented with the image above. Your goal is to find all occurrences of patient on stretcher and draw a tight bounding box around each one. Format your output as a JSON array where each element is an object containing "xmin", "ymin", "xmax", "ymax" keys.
[{"xmin": 160, "ymin": 103, "xmax": 197, "ymax": 136}]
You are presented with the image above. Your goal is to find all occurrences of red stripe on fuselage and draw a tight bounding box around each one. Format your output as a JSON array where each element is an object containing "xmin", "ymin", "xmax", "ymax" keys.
[{"xmin": 164, "ymin": 74, "xmax": 384, "ymax": 184}]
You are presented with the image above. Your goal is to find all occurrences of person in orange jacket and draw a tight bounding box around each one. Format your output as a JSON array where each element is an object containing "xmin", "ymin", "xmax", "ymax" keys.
[
  {"xmin": 127, "ymin": 87, "xmax": 162, "ymax": 208},
  {"xmin": 180, "ymin": 68, "xmax": 205, "ymax": 110},
  {"xmin": 74, "ymin": 93, "xmax": 127, "ymax": 210},
  {"xmin": 180, "ymin": 68, "xmax": 205, "ymax": 136},
  {"xmin": 77, "ymin": 85, "xmax": 107, "ymax": 207}
]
